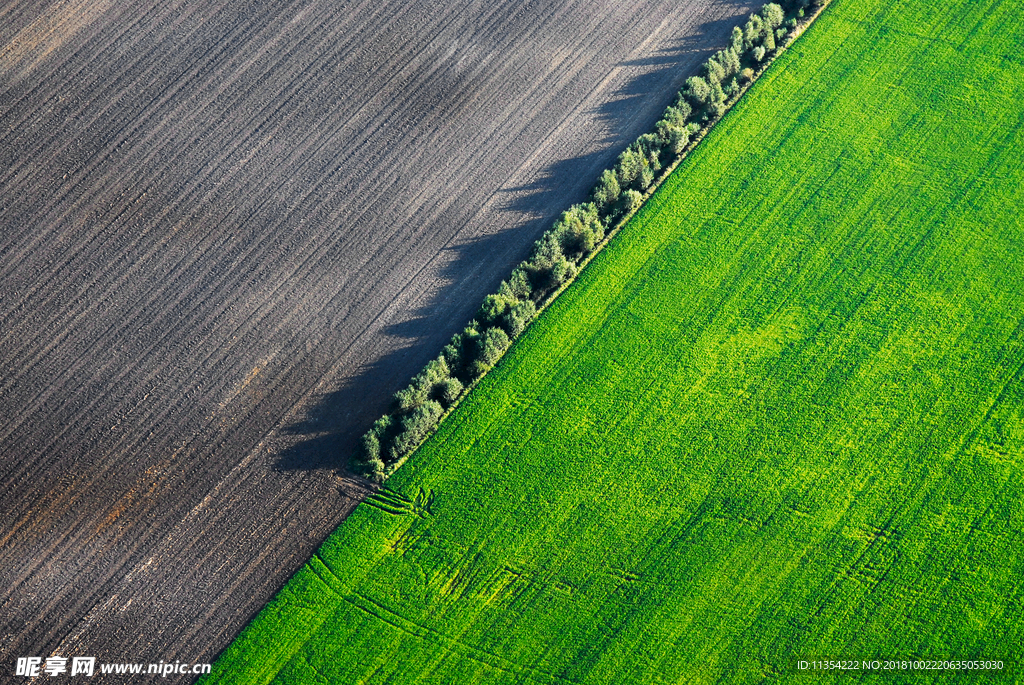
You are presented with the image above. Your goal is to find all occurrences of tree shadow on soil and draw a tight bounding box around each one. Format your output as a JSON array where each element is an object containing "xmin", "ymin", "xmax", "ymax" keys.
[
  {"xmin": 497, "ymin": 150, "xmax": 609, "ymax": 221},
  {"xmin": 272, "ymin": 226, "xmax": 538, "ymax": 473},
  {"xmin": 596, "ymin": 13, "xmax": 753, "ymax": 146},
  {"xmin": 501, "ymin": 14, "xmax": 753, "ymax": 219},
  {"xmin": 272, "ymin": 9, "xmax": 756, "ymax": 475}
]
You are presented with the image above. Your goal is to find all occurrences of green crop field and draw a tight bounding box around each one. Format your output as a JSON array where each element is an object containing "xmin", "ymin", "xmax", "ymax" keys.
[{"xmin": 206, "ymin": 0, "xmax": 1024, "ymax": 682}]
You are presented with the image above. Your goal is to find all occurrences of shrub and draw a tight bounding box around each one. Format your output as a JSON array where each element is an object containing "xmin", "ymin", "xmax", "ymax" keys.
[
  {"xmin": 365, "ymin": 457, "xmax": 385, "ymax": 482},
  {"xmin": 504, "ymin": 299, "xmax": 537, "ymax": 338},
  {"xmin": 435, "ymin": 377, "xmax": 463, "ymax": 406},
  {"xmin": 620, "ymin": 189, "xmax": 643, "ymax": 215},
  {"xmin": 684, "ymin": 75, "xmax": 713, "ymax": 106},
  {"xmin": 393, "ymin": 384, "xmax": 426, "ymax": 412},
  {"xmin": 550, "ymin": 257, "xmax": 576, "ymax": 287},
  {"xmin": 744, "ymin": 14, "xmax": 767, "ymax": 49},
  {"xmin": 724, "ymin": 77, "xmax": 741, "ymax": 99},
  {"xmin": 391, "ymin": 400, "xmax": 443, "ymax": 456},
  {"xmin": 553, "ymin": 203, "xmax": 604, "ymax": 258},
  {"xmin": 656, "ymin": 120, "xmax": 690, "ymax": 155},
  {"xmin": 477, "ymin": 293, "xmax": 514, "ymax": 327},
  {"xmin": 480, "ymin": 327, "xmax": 510, "ymax": 366}
]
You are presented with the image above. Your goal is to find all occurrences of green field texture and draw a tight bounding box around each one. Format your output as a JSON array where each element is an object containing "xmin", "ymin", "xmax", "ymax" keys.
[{"xmin": 207, "ymin": 0, "xmax": 1024, "ymax": 682}]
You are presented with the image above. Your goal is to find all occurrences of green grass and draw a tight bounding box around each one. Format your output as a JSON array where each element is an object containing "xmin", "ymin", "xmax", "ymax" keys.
[{"xmin": 206, "ymin": 0, "xmax": 1024, "ymax": 682}]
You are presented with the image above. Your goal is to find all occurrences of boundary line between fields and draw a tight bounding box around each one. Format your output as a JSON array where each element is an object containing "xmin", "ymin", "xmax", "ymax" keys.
[{"xmin": 371, "ymin": 0, "xmax": 834, "ymax": 480}]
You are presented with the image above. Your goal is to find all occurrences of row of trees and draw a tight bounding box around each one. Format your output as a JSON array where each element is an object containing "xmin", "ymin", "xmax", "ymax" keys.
[{"xmin": 353, "ymin": 1, "xmax": 820, "ymax": 481}]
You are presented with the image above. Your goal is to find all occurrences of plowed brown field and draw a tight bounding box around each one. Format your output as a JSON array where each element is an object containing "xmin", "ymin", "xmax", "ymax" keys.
[{"xmin": 0, "ymin": 0, "xmax": 755, "ymax": 676}]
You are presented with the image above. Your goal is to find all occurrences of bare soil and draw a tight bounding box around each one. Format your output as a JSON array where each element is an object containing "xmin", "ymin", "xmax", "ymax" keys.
[{"xmin": 0, "ymin": 0, "xmax": 756, "ymax": 678}]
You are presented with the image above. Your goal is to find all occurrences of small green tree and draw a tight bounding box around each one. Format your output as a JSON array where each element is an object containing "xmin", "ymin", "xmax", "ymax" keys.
[
  {"xmin": 507, "ymin": 267, "xmax": 532, "ymax": 300},
  {"xmin": 365, "ymin": 456, "xmax": 385, "ymax": 482},
  {"xmin": 530, "ymin": 230, "xmax": 565, "ymax": 271},
  {"xmin": 620, "ymin": 189, "xmax": 643, "ymax": 215},
  {"xmin": 744, "ymin": 14, "xmax": 766, "ymax": 49},
  {"xmin": 358, "ymin": 429, "xmax": 381, "ymax": 463},
  {"xmin": 684, "ymin": 75, "xmax": 712, "ymax": 106},
  {"xmin": 503, "ymin": 299, "xmax": 537, "ymax": 338},
  {"xmin": 393, "ymin": 383, "xmax": 426, "ymax": 412},
  {"xmin": 667, "ymin": 125, "xmax": 690, "ymax": 155},
  {"xmin": 557, "ymin": 203, "xmax": 604, "ymax": 256},
  {"xmin": 669, "ymin": 97, "xmax": 694, "ymax": 121},
  {"xmin": 355, "ymin": 416, "xmax": 389, "ymax": 474},
  {"xmin": 392, "ymin": 400, "xmax": 444, "ymax": 456},
  {"xmin": 730, "ymin": 26, "xmax": 744, "ymax": 54},
  {"xmin": 661, "ymin": 104, "xmax": 690, "ymax": 128},
  {"xmin": 705, "ymin": 57, "xmax": 727, "ymax": 84},
  {"xmin": 721, "ymin": 47, "xmax": 742, "ymax": 76},
  {"xmin": 724, "ymin": 77, "xmax": 741, "ymax": 99},
  {"xmin": 371, "ymin": 414, "xmax": 393, "ymax": 439},
  {"xmin": 441, "ymin": 337, "xmax": 463, "ymax": 375},
  {"xmin": 617, "ymin": 148, "xmax": 645, "ymax": 187},
  {"xmin": 477, "ymin": 293, "xmax": 514, "ymax": 327},
  {"xmin": 419, "ymin": 356, "xmax": 449, "ymax": 385},
  {"xmin": 703, "ymin": 78, "xmax": 727, "ymax": 117},
  {"xmin": 762, "ymin": 3, "xmax": 785, "ymax": 28},
  {"xmin": 480, "ymin": 326, "xmax": 510, "ymax": 366},
  {"xmin": 638, "ymin": 165, "xmax": 655, "ymax": 190},
  {"xmin": 634, "ymin": 133, "xmax": 663, "ymax": 159},
  {"xmin": 592, "ymin": 169, "xmax": 620, "ymax": 208},
  {"xmin": 455, "ymin": 325, "xmax": 484, "ymax": 379},
  {"xmin": 435, "ymin": 377, "xmax": 463, "ymax": 406},
  {"xmin": 550, "ymin": 257, "xmax": 576, "ymax": 287}
]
